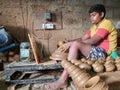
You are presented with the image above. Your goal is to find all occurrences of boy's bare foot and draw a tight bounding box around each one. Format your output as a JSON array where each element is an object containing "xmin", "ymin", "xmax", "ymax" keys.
[{"xmin": 44, "ymin": 80, "xmax": 67, "ymax": 90}]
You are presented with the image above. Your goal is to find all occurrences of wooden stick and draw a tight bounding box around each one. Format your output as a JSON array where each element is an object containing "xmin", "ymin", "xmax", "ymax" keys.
[{"xmin": 28, "ymin": 34, "xmax": 40, "ymax": 64}]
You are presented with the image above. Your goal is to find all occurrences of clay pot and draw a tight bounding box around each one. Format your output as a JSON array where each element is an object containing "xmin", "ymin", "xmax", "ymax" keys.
[
  {"xmin": 70, "ymin": 68, "xmax": 82, "ymax": 77},
  {"xmin": 71, "ymin": 70, "xmax": 85, "ymax": 79},
  {"xmin": 81, "ymin": 58, "xmax": 87, "ymax": 63},
  {"xmin": 67, "ymin": 65, "xmax": 78, "ymax": 74},
  {"xmin": 90, "ymin": 57, "xmax": 97, "ymax": 62},
  {"xmin": 106, "ymin": 59, "xmax": 115, "ymax": 64},
  {"xmin": 61, "ymin": 59, "xmax": 91, "ymax": 88},
  {"xmin": 84, "ymin": 76, "xmax": 109, "ymax": 90},
  {"xmin": 74, "ymin": 73, "xmax": 91, "ymax": 88},
  {"xmin": 106, "ymin": 56, "xmax": 114, "ymax": 61},
  {"xmin": 79, "ymin": 62, "xmax": 92, "ymax": 71},
  {"xmin": 50, "ymin": 51, "xmax": 68, "ymax": 60},
  {"xmin": 71, "ymin": 59, "xmax": 82, "ymax": 66},
  {"xmin": 104, "ymin": 62, "xmax": 116, "ymax": 72},
  {"xmin": 98, "ymin": 57, "xmax": 105, "ymax": 64},
  {"xmin": 115, "ymin": 62, "xmax": 120, "ymax": 71},
  {"xmin": 115, "ymin": 58, "xmax": 120, "ymax": 63},
  {"xmin": 115, "ymin": 58, "xmax": 120, "ymax": 71},
  {"xmin": 61, "ymin": 59, "xmax": 71, "ymax": 68},
  {"xmin": 86, "ymin": 60, "xmax": 94, "ymax": 65},
  {"xmin": 84, "ymin": 76, "xmax": 100, "ymax": 90},
  {"xmin": 92, "ymin": 62, "xmax": 104, "ymax": 73}
]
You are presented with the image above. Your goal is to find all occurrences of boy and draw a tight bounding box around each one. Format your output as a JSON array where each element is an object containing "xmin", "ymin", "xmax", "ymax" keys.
[{"xmin": 45, "ymin": 4, "xmax": 117, "ymax": 90}]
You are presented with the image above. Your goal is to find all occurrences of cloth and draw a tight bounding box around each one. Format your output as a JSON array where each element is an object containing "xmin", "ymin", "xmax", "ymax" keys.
[
  {"xmin": 110, "ymin": 51, "xmax": 119, "ymax": 59},
  {"xmin": 0, "ymin": 27, "xmax": 12, "ymax": 48},
  {"xmin": 87, "ymin": 46, "xmax": 107, "ymax": 59},
  {"xmin": 86, "ymin": 18, "xmax": 117, "ymax": 55}
]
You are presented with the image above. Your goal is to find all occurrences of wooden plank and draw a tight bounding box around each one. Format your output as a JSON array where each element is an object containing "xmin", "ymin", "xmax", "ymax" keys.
[{"xmin": 28, "ymin": 34, "xmax": 40, "ymax": 64}]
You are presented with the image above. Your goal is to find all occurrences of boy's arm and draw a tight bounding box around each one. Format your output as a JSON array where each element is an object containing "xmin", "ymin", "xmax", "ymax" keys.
[
  {"xmin": 82, "ymin": 34, "xmax": 102, "ymax": 44},
  {"xmin": 81, "ymin": 34, "xmax": 90, "ymax": 40},
  {"xmin": 82, "ymin": 29, "xmax": 109, "ymax": 44}
]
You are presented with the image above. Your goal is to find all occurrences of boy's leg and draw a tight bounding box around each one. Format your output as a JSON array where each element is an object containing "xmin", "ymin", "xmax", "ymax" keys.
[
  {"xmin": 68, "ymin": 41, "xmax": 91, "ymax": 59},
  {"xmin": 45, "ymin": 41, "xmax": 91, "ymax": 90},
  {"xmin": 45, "ymin": 70, "xmax": 69, "ymax": 90}
]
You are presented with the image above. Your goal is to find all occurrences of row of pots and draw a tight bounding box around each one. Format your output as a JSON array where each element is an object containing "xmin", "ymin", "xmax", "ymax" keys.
[{"xmin": 70, "ymin": 56, "xmax": 120, "ymax": 73}]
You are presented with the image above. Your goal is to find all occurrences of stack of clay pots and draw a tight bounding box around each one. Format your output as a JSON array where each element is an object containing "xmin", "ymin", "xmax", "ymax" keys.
[
  {"xmin": 83, "ymin": 75, "xmax": 109, "ymax": 90},
  {"xmin": 61, "ymin": 59, "xmax": 91, "ymax": 88},
  {"xmin": 61, "ymin": 59, "xmax": 109, "ymax": 90},
  {"xmin": 50, "ymin": 41, "xmax": 68, "ymax": 60},
  {"xmin": 104, "ymin": 57, "xmax": 116, "ymax": 72}
]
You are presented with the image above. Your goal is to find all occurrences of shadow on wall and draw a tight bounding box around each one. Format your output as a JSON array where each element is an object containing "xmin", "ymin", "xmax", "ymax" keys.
[
  {"xmin": 1, "ymin": 25, "xmax": 51, "ymax": 60},
  {"xmin": 3, "ymin": 25, "xmax": 29, "ymax": 42}
]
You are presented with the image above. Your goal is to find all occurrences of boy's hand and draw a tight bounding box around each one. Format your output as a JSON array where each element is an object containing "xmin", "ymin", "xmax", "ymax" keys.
[{"xmin": 57, "ymin": 42, "xmax": 71, "ymax": 52}]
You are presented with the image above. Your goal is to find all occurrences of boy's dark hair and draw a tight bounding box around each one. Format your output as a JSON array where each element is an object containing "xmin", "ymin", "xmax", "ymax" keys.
[{"xmin": 89, "ymin": 4, "xmax": 106, "ymax": 19}]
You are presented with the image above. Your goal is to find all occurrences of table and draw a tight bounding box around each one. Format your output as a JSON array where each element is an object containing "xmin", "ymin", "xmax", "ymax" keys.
[{"xmin": 5, "ymin": 60, "xmax": 62, "ymax": 84}]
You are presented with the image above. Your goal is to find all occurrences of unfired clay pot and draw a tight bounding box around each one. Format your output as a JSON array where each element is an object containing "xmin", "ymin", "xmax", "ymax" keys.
[
  {"xmin": 61, "ymin": 59, "xmax": 91, "ymax": 88},
  {"xmin": 104, "ymin": 62, "xmax": 116, "ymax": 72},
  {"xmin": 106, "ymin": 56, "xmax": 114, "ymax": 61},
  {"xmin": 81, "ymin": 58, "xmax": 87, "ymax": 63},
  {"xmin": 98, "ymin": 57, "xmax": 105, "ymax": 64},
  {"xmin": 50, "ymin": 45, "xmax": 68, "ymax": 60},
  {"xmin": 61, "ymin": 59, "xmax": 71, "ymax": 68},
  {"xmin": 79, "ymin": 62, "xmax": 92, "ymax": 71},
  {"xmin": 86, "ymin": 60, "xmax": 94, "ymax": 65},
  {"xmin": 83, "ymin": 76, "xmax": 109, "ymax": 90},
  {"xmin": 90, "ymin": 57, "xmax": 97, "ymax": 62},
  {"xmin": 105, "ymin": 59, "xmax": 115, "ymax": 64},
  {"xmin": 50, "ymin": 52, "xmax": 68, "ymax": 60},
  {"xmin": 115, "ymin": 59, "xmax": 120, "ymax": 63},
  {"xmin": 71, "ymin": 59, "xmax": 82, "ymax": 66},
  {"xmin": 92, "ymin": 62, "xmax": 104, "ymax": 73},
  {"xmin": 115, "ymin": 58, "xmax": 120, "ymax": 70},
  {"xmin": 74, "ymin": 73, "xmax": 91, "ymax": 88},
  {"xmin": 70, "ymin": 68, "xmax": 83, "ymax": 77},
  {"xmin": 115, "ymin": 63, "xmax": 120, "ymax": 71},
  {"xmin": 67, "ymin": 64, "xmax": 78, "ymax": 73}
]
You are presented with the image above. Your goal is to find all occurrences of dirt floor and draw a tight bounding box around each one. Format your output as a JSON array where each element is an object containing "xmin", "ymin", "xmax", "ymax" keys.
[
  {"xmin": 0, "ymin": 70, "xmax": 120, "ymax": 90},
  {"xmin": 1, "ymin": 61, "xmax": 120, "ymax": 90},
  {"xmin": 0, "ymin": 69, "xmax": 77, "ymax": 90}
]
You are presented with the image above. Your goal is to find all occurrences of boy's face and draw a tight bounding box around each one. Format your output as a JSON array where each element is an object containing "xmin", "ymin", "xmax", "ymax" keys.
[{"xmin": 89, "ymin": 12, "xmax": 103, "ymax": 25}]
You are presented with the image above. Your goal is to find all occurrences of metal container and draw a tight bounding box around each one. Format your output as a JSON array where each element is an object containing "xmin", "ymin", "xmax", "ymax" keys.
[{"xmin": 20, "ymin": 42, "xmax": 30, "ymax": 61}]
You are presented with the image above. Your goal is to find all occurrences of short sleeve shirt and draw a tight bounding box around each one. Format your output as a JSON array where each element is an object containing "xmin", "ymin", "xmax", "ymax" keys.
[{"xmin": 86, "ymin": 18, "xmax": 117, "ymax": 55}]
